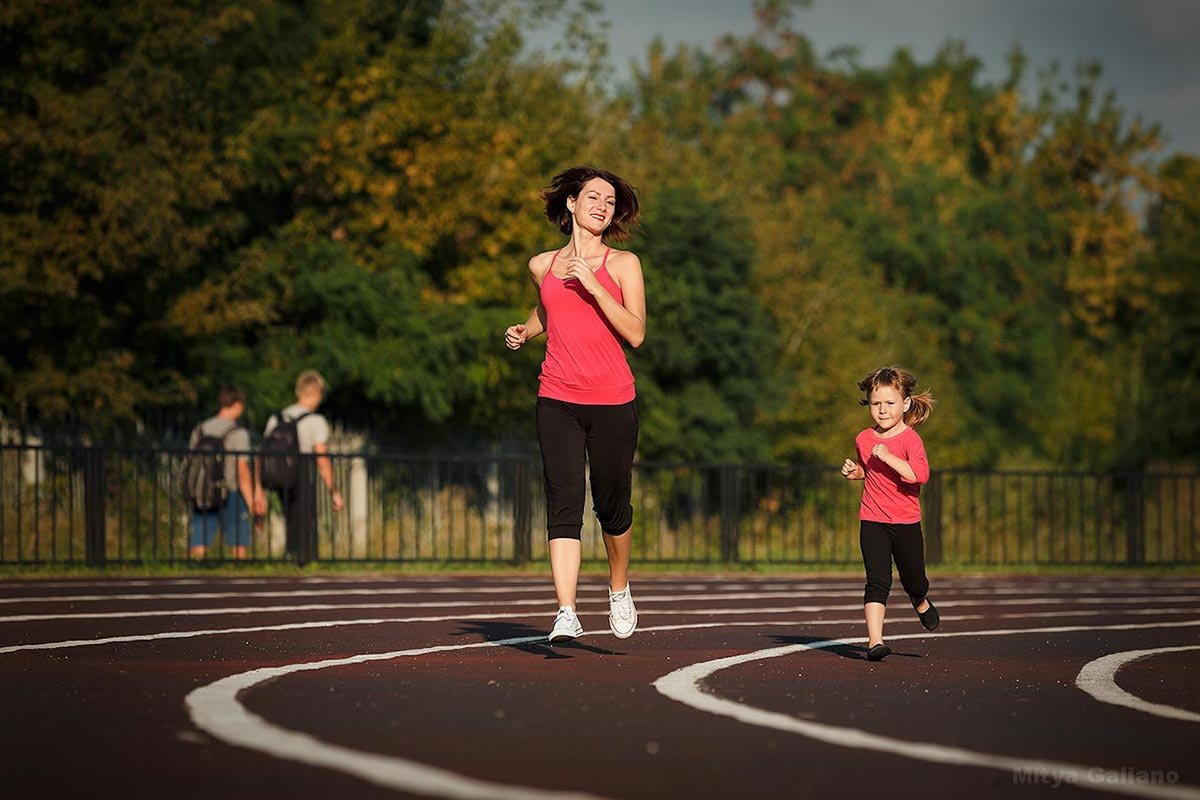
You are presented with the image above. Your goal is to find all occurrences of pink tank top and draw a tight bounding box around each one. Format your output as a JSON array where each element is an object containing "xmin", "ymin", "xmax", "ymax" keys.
[{"xmin": 538, "ymin": 247, "xmax": 637, "ymax": 405}]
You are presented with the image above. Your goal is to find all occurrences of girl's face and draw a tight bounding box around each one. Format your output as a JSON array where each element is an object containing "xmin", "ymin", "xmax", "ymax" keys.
[
  {"xmin": 567, "ymin": 177, "xmax": 616, "ymax": 237},
  {"xmin": 869, "ymin": 384, "xmax": 910, "ymax": 432}
]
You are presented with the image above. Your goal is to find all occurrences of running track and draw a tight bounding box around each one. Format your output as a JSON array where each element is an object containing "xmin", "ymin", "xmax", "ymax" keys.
[{"xmin": 2, "ymin": 574, "xmax": 1198, "ymax": 798}]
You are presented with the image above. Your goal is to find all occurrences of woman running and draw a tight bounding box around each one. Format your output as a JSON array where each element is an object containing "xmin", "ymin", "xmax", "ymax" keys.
[{"xmin": 505, "ymin": 166, "xmax": 645, "ymax": 643}]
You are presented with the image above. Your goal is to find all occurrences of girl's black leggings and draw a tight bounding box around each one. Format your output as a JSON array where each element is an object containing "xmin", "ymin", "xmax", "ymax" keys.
[
  {"xmin": 860, "ymin": 520, "xmax": 930, "ymax": 606},
  {"xmin": 536, "ymin": 397, "xmax": 638, "ymax": 541}
]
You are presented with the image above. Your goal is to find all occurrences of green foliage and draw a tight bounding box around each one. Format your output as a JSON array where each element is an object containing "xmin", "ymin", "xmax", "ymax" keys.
[
  {"xmin": 630, "ymin": 189, "xmax": 776, "ymax": 462},
  {"xmin": 1132, "ymin": 155, "xmax": 1200, "ymax": 465},
  {"xmin": 0, "ymin": 0, "xmax": 1194, "ymax": 469}
]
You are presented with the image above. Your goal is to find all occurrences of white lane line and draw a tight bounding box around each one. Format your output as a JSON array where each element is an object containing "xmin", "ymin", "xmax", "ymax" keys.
[
  {"xmin": 0, "ymin": 613, "xmax": 522, "ymax": 654},
  {"xmin": 0, "ymin": 590, "xmax": 881, "ymax": 621},
  {"xmin": 2, "ymin": 609, "xmax": 902, "ymax": 655},
  {"xmin": 0, "ymin": 577, "xmax": 454, "ymax": 589},
  {"xmin": 0, "ymin": 608, "xmax": 966, "ymax": 655},
  {"xmin": 941, "ymin": 595, "xmax": 1200, "ymax": 607},
  {"xmin": 5, "ymin": 576, "xmax": 1198, "ymax": 593},
  {"xmin": 0, "ymin": 587, "xmax": 568, "ymax": 604},
  {"xmin": 0, "ymin": 592, "xmax": 862, "ymax": 623},
  {"xmin": 188, "ymin": 618, "xmax": 1200, "ymax": 800},
  {"xmin": 9, "ymin": 592, "xmax": 1200, "ymax": 628},
  {"xmin": 7, "ymin": 602, "xmax": 1200, "ymax": 656},
  {"xmin": 1076, "ymin": 646, "xmax": 1200, "ymax": 723},
  {"xmin": 181, "ymin": 615, "xmax": 954, "ymax": 800},
  {"xmin": 0, "ymin": 592, "xmax": 873, "ymax": 623},
  {"xmin": 653, "ymin": 620, "xmax": 1200, "ymax": 800},
  {"xmin": 4, "ymin": 584, "xmax": 1198, "ymax": 607},
  {"xmin": 7, "ymin": 596, "xmax": 1199, "ymax": 627},
  {"xmin": 5, "ymin": 592, "xmax": 1198, "ymax": 624},
  {"xmin": 0, "ymin": 582, "xmax": 805, "ymax": 604},
  {"xmin": 0, "ymin": 580, "xmax": 213, "ymax": 588},
  {"xmin": 189, "ymin": 641, "xmax": 614, "ymax": 800},
  {"xmin": 997, "ymin": 608, "xmax": 1200, "ymax": 619},
  {"xmin": 0, "ymin": 600, "xmax": 551, "ymax": 623}
]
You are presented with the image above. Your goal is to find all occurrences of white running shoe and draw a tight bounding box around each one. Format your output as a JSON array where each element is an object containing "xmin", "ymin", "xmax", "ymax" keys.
[
  {"xmin": 548, "ymin": 606, "xmax": 583, "ymax": 642},
  {"xmin": 608, "ymin": 584, "xmax": 637, "ymax": 639}
]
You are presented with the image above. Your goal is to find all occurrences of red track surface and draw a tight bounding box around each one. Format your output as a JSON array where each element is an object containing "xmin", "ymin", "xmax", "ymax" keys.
[{"xmin": 2, "ymin": 574, "xmax": 1198, "ymax": 799}]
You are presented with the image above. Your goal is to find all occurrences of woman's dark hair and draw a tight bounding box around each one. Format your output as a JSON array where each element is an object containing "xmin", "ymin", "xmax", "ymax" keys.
[{"xmin": 540, "ymin": 166, "xmax": 641, "ymax": 242}]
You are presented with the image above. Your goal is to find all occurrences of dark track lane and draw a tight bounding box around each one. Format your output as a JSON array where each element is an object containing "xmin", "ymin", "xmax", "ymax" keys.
[{"xmin": 1, "ymin": 575, "xmax": 1197, "ymax": 799}]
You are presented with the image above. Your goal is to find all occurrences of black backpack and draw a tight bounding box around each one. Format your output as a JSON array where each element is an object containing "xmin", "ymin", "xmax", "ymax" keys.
[
  {"xmin": 181, "ymin": 423, "xmax": 240, "ymax": 512},
  {"xmin": 259, "ymin": 411, "xmax": 311, "ymax": 491}
]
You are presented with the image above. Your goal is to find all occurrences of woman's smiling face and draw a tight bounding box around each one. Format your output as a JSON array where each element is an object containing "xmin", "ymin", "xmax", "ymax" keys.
[{"xmin": 569, "ymin": 177, "xmax": 617, "ymax": 235}]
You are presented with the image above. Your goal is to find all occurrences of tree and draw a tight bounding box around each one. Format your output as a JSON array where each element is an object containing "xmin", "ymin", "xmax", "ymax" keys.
[
  {"xmin": 1133, "ymin": 155, "xmax": 1200, "ymax": 465},
  {"xmin": 629, "ymin": 189, "xmax": 776, "ymax": 462},
  {"xmin": 0, "ymin": 0, "xmax": 320, "ymax": 429}
]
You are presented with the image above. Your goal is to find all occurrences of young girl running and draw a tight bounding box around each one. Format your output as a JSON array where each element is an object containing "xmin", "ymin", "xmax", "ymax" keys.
[
  {"xmin": 504, "ymin": 166, "xmax": 645, "ymax": 643},
  {"xmin": 840, "ymin": 366, "xmax": 940, "ymax": 661}
]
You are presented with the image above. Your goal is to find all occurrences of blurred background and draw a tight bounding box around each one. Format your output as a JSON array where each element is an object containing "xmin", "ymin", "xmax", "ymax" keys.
[{"xmin": 2, "ymin": 0, "xmax": 1198, "ymax": 472}]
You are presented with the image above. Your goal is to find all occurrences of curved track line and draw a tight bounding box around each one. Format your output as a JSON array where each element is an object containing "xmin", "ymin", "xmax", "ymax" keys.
[
  {"xmin": 653, "ymin": 620, "xmax": 1200, "ymax": 800},
  {"xmin": 1076, "ymin": 645, "xmax": 1200, "ymax": 723},
  {"xmin": 187, "ymin": 634, "xmax": 613, "ymax": 800},
  {"xmin": 186, "ymin": 620, "xmax": 1200, "ymax": 800},
  {"xmin": 182, "ymin": 619, "xmax": 860, "ymax": 800}
]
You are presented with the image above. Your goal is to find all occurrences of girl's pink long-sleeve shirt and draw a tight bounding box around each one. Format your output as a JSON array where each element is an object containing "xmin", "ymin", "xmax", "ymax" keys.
[{"xmin": 855, "ymin": 426, "xmax": 930, "ymax": 524}]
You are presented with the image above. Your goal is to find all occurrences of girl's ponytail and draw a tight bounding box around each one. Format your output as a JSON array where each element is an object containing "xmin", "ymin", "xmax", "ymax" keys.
[{"xmin": 904, "ymin": 390, "xmax": 935, "ymax": 428}]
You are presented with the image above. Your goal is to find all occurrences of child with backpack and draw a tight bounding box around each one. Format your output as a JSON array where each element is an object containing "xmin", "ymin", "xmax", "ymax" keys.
[
  {"xmin": 183, "ymin": 386, "xmax": 254, "ymax": 559},
  {"xmin": 840, "ymin": 366, "xmax": 941, "ymax": 661}
]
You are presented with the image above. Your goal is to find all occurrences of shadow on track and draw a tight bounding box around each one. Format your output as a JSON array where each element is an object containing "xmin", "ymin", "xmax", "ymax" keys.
[
  {"xmin": 454, "ymin": 620, "xmax": 625, "ymax": 659},
  {"xmin": 768, "ymin": 635, "xmax": 923, "ymax": 661}
]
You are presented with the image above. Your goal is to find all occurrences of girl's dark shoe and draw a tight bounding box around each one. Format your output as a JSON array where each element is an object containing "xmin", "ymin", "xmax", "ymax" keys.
[
  {"xmin": 867, "ymin": 644, "xmax": 891, "ymax": 662},
  {"xmin": 918, "ymin": 600, "xmax": 940, "ymax": 632}
]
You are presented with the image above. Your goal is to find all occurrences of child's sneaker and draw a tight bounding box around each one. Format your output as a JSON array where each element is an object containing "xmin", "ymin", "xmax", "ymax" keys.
[
  {"xmin": 918, "ymin": 600, "xmax": 940, "ymax": 632},
  {"xmin": 608, "ymin": 584, "xmax": 638, "ymax": 639},
  {"xmin": 867, "ymin": 643, "xmax": 892, "ymax": 662},
  {"xmin": 548, "ymin": 606, "xmax": 583, "ymax": 642}
]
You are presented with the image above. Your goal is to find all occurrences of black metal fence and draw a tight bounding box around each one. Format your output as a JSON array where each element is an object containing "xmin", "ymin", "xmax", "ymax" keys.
[{"xmin": 1, "ymin": 443, "xmax": 1196, "ymax": 566}]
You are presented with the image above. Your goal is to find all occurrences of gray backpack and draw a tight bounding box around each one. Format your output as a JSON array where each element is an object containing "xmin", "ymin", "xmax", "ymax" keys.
[{"xmin": 181, "ymin": 424, "xmax": 239, "ymax": 511}]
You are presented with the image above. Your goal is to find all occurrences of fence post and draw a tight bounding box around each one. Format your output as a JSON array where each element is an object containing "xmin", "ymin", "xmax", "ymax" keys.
[
  {"xmin": 924, "ymin": 471, "xmax": 943, "ymax": 565},
  {"xmin": 349, "ymin": 454, "xmax": 368, "ymax": 558},
  {"xmin": 513, "ymin": 458, "xmax": 532, "ymax": 563},
  {"xmin": 1125, "ymin": 474, "xmax": 1145, "ymax": 566},
  {"xmin": 83, "ymin": 447, "xmax": 107, "ymax": 566},
  {"xmin": 719, "ymin": 465, "xmax": 740, "ymax": 563}
]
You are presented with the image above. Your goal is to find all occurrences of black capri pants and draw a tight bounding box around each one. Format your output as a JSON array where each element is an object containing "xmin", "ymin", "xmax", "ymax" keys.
[
  {"xmin": 536, "ymin": 397, "xmax": 638, "ymax": 541},
  {"xmin": 860, "ymin": 520, "xmax": 930, "ymax": 606}
]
